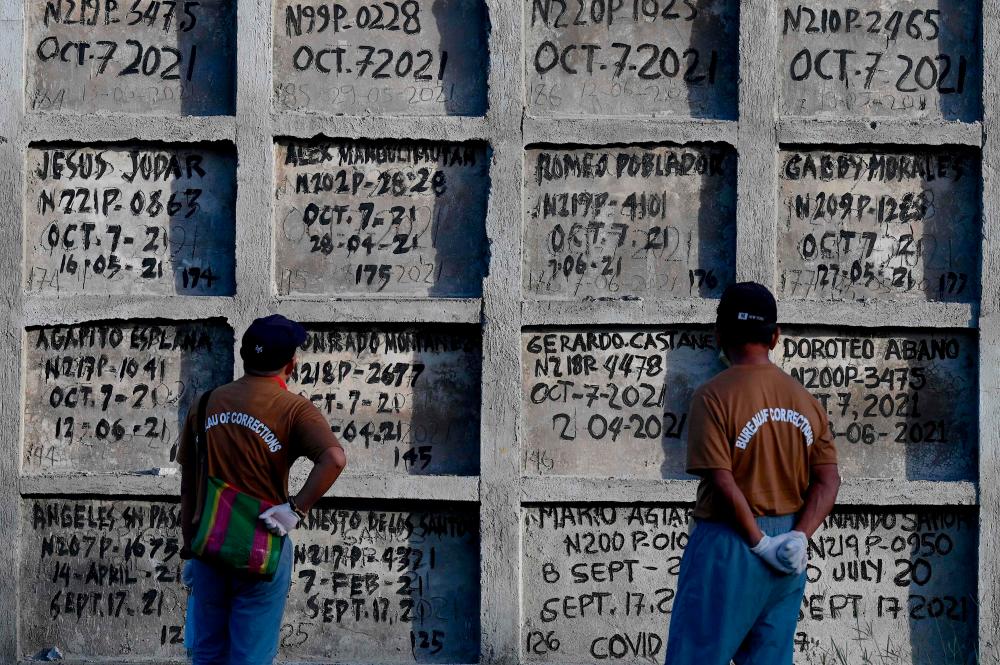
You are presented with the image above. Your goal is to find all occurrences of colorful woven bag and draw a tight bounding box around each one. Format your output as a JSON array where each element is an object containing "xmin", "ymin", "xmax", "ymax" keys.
[{"xmin": 189, "ymin": 390, "xmax": 285, "ymax": 578}]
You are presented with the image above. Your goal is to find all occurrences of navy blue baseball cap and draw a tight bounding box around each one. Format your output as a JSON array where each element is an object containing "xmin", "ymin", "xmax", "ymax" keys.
[
  {"xmin": 240, "ymin": 315, "xmax": 308, "ymax": 371},
  {"xmin": 716, "ymin": 282, "xmax": 778, "ymax": 331}
]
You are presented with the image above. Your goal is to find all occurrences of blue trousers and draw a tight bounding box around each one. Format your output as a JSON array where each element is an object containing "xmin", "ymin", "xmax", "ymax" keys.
[
  {"xmin": 187, "ymin": 538, "xmax": 293, "ymax": 665},
  {"xmin": 664, "ymin": 515, "xmax": 807, "ymax": 665},
  {"xmin": 183, "ymin": 560, "xmax": 196, "ymax": 659}
]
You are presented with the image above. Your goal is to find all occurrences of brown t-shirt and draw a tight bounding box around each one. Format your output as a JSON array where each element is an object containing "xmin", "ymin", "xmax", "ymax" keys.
[
  {"xmin": 178, "ymin": 375, "xmax": 342, "ymax": 530},
  {"xmin": 687, "ymin": 363, "xmax": 838, "ymax": 520}
]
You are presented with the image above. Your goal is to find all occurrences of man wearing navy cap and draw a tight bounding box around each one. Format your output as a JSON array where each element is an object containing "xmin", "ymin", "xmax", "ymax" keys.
[
  {"xmin": 179, "ymin": 314, "xmax": 347, "ymax": 665},
  {"xmin": 663, "ymin": 282, "xmax": 840, "ymax": 665}
]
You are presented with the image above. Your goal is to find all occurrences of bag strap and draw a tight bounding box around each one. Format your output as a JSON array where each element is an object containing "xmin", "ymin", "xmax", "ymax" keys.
[{"xmin": 195, "ymin": 389, "xmax": 213, "ymax": 470}]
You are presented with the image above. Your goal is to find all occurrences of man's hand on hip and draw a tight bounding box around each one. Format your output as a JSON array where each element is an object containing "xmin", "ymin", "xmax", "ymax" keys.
[
  {"xmin": 751, "ymin": 532, "xmax": 804, "ymax": 575},
  {"xmin": 259, "ymin": 503, "xmax": 299, "ymax": 536}
]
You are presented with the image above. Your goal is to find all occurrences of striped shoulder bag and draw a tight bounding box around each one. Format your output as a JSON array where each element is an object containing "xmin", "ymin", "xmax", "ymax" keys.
[{"xmin": 190, "ymin": 390, "xmax": 285, "ymax": 578}]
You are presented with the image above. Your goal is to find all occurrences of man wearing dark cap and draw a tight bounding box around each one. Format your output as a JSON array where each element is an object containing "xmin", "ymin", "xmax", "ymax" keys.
[
  {"xmin": 663, "ymin": 282, "xmax": 840, "ymax": 665},
  {"xmin": 178, "ymin": 314, "xmax": 347, "ymax": 665}
]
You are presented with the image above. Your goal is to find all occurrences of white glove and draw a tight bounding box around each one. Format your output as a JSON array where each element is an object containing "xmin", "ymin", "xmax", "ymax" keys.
[
  {"xmin": 259, "ymin": 503, "xmax": 299, "ymax": 536},
  {"xmin": 750, "ymin": 533, "xmax": 797, "ymax": 575},
  {"xmin": 777, "ymin": 530, "xmax": 809, "ymax": 575}
]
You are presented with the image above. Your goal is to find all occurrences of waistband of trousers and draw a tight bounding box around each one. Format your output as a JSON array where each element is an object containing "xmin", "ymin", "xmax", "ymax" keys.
[
  {"xmin": 694, "ymin": 514, "xmax": 797, "ymax": 532},
  {"xmin": 754, "ymin": 514, "xmax": 796, "ymax": 532}
]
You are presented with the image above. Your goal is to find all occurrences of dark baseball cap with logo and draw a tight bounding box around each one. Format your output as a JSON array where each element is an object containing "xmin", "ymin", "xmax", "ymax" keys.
[
  {"xmin": 240, "ymin": 314, "xmax": 308, "ymax": 371},
  {"xmin": 716, "ymin": 281, "xmax": 778, "ymax": 343}
]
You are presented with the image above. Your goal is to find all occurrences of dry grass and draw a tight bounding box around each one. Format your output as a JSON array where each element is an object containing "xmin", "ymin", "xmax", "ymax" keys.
[{"xmin": 806, "ymin": 616, "xmax": 980, "ymax": 665}]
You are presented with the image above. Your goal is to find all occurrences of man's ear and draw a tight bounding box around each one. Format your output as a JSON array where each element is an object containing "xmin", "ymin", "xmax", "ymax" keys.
[
  {"xmin": 283, "ymin": 355, "xmax": 297, "ymax": 376},
  {"xmin": 769, "ymin": 325, "xmax": 781, "ymax": 350}
]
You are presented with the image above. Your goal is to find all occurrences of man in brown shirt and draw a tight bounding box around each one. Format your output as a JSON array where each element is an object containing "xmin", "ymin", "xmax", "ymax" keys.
[
  {"xmin": 179, "ymin": 314, "xmax": 346, "ymax": 665},
  {"xmin": 664, "ymin": 282, "xmax": 841, "ymax": 665}
]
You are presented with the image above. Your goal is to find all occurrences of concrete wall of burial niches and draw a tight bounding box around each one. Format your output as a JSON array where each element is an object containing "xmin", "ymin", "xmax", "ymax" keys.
[{"xmin": 1, "ymin": 0, "xmax": 999, "ymax": 662}]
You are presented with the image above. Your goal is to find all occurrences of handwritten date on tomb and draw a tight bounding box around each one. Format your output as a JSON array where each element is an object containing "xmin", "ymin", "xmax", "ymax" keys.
[
  {"xmin": 524, "ymin": 145, "xmax": 735, "ymax": 298},
  {"xmin": 288, "ymin": 328, "xmax": 481, "ymax": 476},
  {"xmin": 275, "ymin": 140, "xmax": 489, "ymax": 297},
  {"xmin": 28, "ymin": 0, "xmax": 235, "ymax": 114},
  {"xmin": 275, "ymin": 505, "xmax": 482, "ymax": 661},
  {"xmin": 780, "ymin": 1, "xmax": 981, "ymax": 119},
  {"xmin": 522, "ymin": 329, "xmax": 719, "ymax": 478},
  {"xmin": 21, "ymin": 500, "xmax": 188, "ymax": 658},
  {"xmin": 22, "ymin": 500, "xmax": 481, "ymax": 662},
  {"xmin": 779, "ymin": 330, "xmax": 976, "ymax": 481},
  {"xmin": 23, "ymin": 322, "xmax": 232, "ymax": 473},
  {"xmin": 526, "ymin": 0, "xmax": 738, "ymax": 117},
  {"xmin": 778, "ymin": 149, "xmax": 980, "ymax": 303},
  {"xmin": 26, "ymin": 145, "xmax": 236, "ymax": 296},
  {"xmin": 274, "ymin": 0, "xmax": 488, "ymax": 115},
  {"xmin": 521, "ymin": 505, "xmax": 976, "ymax": 663}
]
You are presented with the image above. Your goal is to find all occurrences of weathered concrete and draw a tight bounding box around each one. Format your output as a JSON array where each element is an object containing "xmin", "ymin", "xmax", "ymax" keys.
[
  {"xmin": 273, "ymin": 0, "xmax": 490, "ymax": 116},
  {"xmin": 274, "ymin": 138, "xmax": 490, "ymax": 297},
  {"xmin": 26, "ymin": 0, "xmax": 236, "ymax": 115},
  {"xmin": 20, "ymin": 499, "xmax": 187, "ymax": 660},
  {"xmin": 779, "ymin": 0, "xmax": 982, "ymax": 121},
  {"xmin": 524, "ymin": 0, "xmax": 739, "ymax": 118},
  {"xmin": 778, "ymin": 116, "xmax": 982, "ymax": 146},
  {"xmin": 22, "ymin": 321, "xmax": 233, "ymax": 474},
  {"xmin": 523, "ymin": 117, "xmax": 738, "ymax": 146},
  {"xmin": 521, "ymin": 327, "xmax": 719, "ymax": 478},
  {"xmin": 778, "ymin": 328, "xmax": 978, "ymax": 481},
  {"xmin": 282, "ymin": 502, "xmax": 481, "ymax": 662},
  {"xmin": 519, "ymin": 476, "xmax": 979, "ymax": 506},
  {"xmin": 26, "ymin": 114, "xmax": 238, "ymax": 143},
  {"xmin": 288, "ymin": 326, "xmax": 482, "ymax": 475},
  {"xmin": 19, "ymin": 472, "xmax": 482, "ymax": 502},
  {"xmin": 25, "ymin": 144, "xmax": 237, "ymax": 296},
  {"xmin": 1, "ymin": 0, "xmax": 997, "ymax": 659},
  {"xmin": 522, "ymin": 505, "xmax": 977, "ymax": 664},
  {"xmin": 979, "ymin": 1, "xmax": 1000, "ymax": 655},
  {"xmin": 521, "ymin": 324, "xmax": 979, "ymax": 483},
  {"xmin": 21, "ymin": 498, "xmax": 480, "ymax": 662},
  {"xmin": 523, "ymin": 144, "xmax": 736, "ymax": 299},
  {"xmin": 777, "ymin": 147, "xmax": 981, "ymax": 303},
  {"xmin": 0, "ymin": 0, "xmax": 26, "ymax": 657}
]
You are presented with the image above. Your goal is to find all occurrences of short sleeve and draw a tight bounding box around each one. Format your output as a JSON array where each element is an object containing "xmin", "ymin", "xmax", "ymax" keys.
[
  {"xmin": 291, "ymin": 401, "xmax": 344, "ymax": 463},
  {"xmin": 809, "ymin": 409, "xmax": 839, "ymax": 466},
  {"xmin": 686, "ymin": 390, "xmax": 732, "ymax": 473}
]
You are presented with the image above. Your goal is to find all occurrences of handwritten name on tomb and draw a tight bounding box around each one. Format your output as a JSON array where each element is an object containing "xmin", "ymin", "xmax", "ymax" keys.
[
  {"xmin": 23, "ymin": 321, "xmax": 233, "ymax": 473},
  {"xmin": 524, "ymin": 145, "xmax": 736, "ymax": 299},
  {"xmin": 275, "ymin": 139, "xmax": 489, "ymax": 297},
  {"xmin": 777, "ymin": 148, "xmax": 980, "ymax": 303},
  {"xmin": 25, "ymin": 144, "xmax": 236, "ymax": 296}
]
